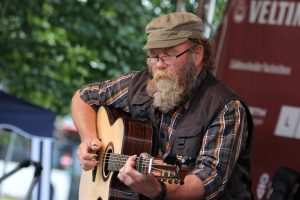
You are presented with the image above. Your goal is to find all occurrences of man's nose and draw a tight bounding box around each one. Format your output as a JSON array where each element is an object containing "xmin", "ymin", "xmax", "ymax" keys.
[{"xmin": 156, "ymin": 58, "xmax": 168, "ymax": 70}]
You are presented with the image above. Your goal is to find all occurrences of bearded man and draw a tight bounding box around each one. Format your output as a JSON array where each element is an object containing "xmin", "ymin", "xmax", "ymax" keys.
[{"xmin": 72, "ymin": 12, "xmax": 254, "ymax": 200}]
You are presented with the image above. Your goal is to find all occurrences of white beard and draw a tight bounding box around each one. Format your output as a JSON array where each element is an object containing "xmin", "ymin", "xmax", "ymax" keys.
[{"xmin": 150, "ymin": 78, "xmax": 184, "ymax": 113}]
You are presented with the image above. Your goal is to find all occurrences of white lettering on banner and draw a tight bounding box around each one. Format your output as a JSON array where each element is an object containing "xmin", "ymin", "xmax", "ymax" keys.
[
  {"xmin": 229, "ymin": 59, "xmax": 292, "ymax": 76},
  {"xmin": 256, "ymin": 173, "xmax": 270, "ymax": 200},
  {"xmin": 275, "ymin": 105, "xmax": 300, "ymax": 140},
  {"xmin": 250, "ymin": 106, "xmax": 267, "ymax": 117},
  {"xmin": 246, "ymin": 0, "xmax": 300, "ymax": 26},
  {"xmin": 249, "ymin": 106, "xmax": 267, "ymax": 126}
]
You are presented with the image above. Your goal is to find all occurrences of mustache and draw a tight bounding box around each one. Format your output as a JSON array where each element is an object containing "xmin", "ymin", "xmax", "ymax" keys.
[
  {"xmin": 152, "ymin": 69, "xmax": 176, "ymax": 80},
  {"xmin": 153, "ymin": 70, "xmax": 183, "ymax": 88},
  {"xmin": 147, "ymin": 70, "xmax": 179, "ymax": 95}
]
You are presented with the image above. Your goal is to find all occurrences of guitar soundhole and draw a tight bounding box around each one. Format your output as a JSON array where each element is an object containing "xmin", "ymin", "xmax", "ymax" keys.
[{"xmin": 102, "ymin": 144, "xmax": 113, "ymax": 181}]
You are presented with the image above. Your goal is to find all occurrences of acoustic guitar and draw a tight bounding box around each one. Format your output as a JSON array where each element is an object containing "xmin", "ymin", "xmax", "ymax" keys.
[{"xmin": 79, "ymin": 106, "xmax": 188, "ymax": 200}]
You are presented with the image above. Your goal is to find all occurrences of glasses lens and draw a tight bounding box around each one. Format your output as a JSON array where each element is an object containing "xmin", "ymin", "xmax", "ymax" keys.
[
  {"xmin": 146, "ymin": 57, "xmax": 158, "ymax": 65},
  {"xmin": 162, "ymin": 56, "xmax": 176, "ymax": 65},
  {"xmin": 146, "ymin": 56, "xmax": 177, "ymax": 65}
]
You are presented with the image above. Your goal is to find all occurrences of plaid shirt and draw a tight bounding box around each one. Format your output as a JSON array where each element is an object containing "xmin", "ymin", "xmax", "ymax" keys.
[{"xmin": 80, "ymin": 71, "xmax": 248, "ymax": 199}]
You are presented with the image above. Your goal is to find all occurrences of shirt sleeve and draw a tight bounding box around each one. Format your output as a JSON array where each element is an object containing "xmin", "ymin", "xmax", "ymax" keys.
[
  {"xmin": 79, "ymin": 71, "xmax": 138, "ymax": 112},
  {"xmin": 191, "ymin": 100, "xmax": 249, "ymax": 199}
]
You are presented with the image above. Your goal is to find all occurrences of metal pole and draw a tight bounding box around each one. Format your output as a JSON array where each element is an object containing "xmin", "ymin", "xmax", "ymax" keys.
[
  {"xmin": 0, "ymin": 131, "xmax": 16, "ymax": 194},
  {"xmin": 204, "ymin": 0, "xmax": 217, "ymax": 37},
  {"xmin": 31, "ymin": 137, "xmax": 41, "ymax": 200},
  {"xmin": 176, "ymin": 0, "xmax": 186, "ymax": 12},
  {"xmin": 198, "ymin": 0, "xmax": 205, "ymax": 18}
]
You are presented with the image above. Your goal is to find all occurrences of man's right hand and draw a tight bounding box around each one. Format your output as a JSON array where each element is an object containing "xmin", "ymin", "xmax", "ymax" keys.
[{"xmin": 77, "ymin": 138, "xmax": 101, "ymax": 171}]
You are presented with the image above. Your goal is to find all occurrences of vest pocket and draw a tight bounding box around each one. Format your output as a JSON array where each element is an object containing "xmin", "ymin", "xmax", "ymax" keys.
[
  {"xmin": 173, "ymin": 126, "xmax": 204, "ymax": 157},
  {"xmin": 130, "ymin": 94, "xmax": 152, "ymax": 121}
]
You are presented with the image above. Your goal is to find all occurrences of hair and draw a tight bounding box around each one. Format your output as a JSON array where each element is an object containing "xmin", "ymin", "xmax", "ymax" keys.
[{"xmin": 190, "ymin": 37, "xmax": 215, "ymax": 72}]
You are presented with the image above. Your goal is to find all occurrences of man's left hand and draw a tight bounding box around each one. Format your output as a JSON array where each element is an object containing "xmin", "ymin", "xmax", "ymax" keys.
[{"xmin": 117, "ymin": 155, "xmax": 162, "ymax": 198}]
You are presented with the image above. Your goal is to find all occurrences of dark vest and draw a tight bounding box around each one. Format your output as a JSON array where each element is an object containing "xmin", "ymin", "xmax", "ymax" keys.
[{"xmin": 128, "ymin": 69, "xmax": 254, "ymax": 199}]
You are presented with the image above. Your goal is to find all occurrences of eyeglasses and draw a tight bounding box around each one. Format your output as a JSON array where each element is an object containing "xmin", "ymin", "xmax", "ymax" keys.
[{"xmin": 146, "ymin": 45, "xmax": 195, "ymax": 66}]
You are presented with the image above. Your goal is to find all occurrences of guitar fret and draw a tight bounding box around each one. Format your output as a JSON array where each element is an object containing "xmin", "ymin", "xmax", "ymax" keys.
[
  {"xmin": 148, "ymin": 157, "xmax": 153, "ymax": 174},
  {"xmin": 107, "ymin": 153, "xmax": 130, "ymax": 171},
  {"xmin": 105, "ymin": 152, "xmax": 186, "ymax": 184},
  {"xmin": 106, "ymin": 153, "xmax": 153, "ymax": 173}
]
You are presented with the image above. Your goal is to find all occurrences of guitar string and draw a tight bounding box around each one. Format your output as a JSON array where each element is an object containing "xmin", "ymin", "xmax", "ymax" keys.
[
  {"xmin": 99, "ymin": 159, "xmax": 175, "ymax": 172},
  {"xmin": 102, "ymin": 157, "xmax": 178, "ymax": 177},
  {"xmin": 93, "ymin": 152, "xmax": 178, "ymax": 175},
  {"xmin": 96, "ymin": 152, "xmax": 153, "ymax": 165},
  {"xmin": 105, "ymin": 165, "xmax": 176, "ymax": 174},
  {"xmin": 99, "ymin": 157, "xmax": 176, "ymax": 175},
  {"xmin": 101, "ymin": 158, "xmax": 158, "ymax": 169},
  {"xmin": 96, "ymin": 152, "xmax": 155, "ymax": 162},
  {"xmin": 105, "ymin": 164, "xmax": 175, "ymax": 174},
  {"xmin": 99, "ymin": 161, "xmax": 176, "ymax": 175}
]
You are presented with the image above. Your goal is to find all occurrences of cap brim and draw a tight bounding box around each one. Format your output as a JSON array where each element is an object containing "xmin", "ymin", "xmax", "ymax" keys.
[{"xmin": 143, "ymin": 38, "xmax": 188, "ymax": 49}]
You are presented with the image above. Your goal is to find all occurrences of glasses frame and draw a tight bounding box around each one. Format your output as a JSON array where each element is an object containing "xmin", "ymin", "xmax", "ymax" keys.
[{"xmin": 146, "ymin": 44, "xmax": 196, "ymax": 65}]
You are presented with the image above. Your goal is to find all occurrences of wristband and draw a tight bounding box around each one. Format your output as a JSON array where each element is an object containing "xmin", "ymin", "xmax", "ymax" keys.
[{"xmin": 153, "ymin": 181, "xmax": 167, "ymax": 200}]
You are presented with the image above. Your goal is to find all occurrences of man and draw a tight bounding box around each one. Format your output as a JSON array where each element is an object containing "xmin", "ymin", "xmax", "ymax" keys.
[{"xmin": 72, "ymin": 12, "xmax": 253, "ymax": 199}]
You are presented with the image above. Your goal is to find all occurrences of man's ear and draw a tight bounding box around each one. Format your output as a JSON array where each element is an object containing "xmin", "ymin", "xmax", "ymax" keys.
[{"xmin": 194, "ymin": 45, "xmax": 204, "ymax": 71}]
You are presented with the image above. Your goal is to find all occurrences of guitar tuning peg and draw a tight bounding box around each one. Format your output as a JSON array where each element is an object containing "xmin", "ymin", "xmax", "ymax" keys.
[
  {"xmin": 174, "ymin": 179, "xmax": 179, "ymax": 184},
  {"xmin": 168, "ymin": 179, "xmax": 173, "ymax": 184}
]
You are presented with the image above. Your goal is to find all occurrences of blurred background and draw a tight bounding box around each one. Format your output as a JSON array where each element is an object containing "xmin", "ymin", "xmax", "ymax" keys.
[{"xmin": 1, "ymin": 0, "xmax": 299, "ymax": 200}]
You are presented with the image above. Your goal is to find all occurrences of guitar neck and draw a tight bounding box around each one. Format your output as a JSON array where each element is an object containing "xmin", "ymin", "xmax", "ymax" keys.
[
  {"xmin": 107, "ymin": 153, "xmax": 151, "ymax": 173},
  {"xmin": 104, "ymin": 152, "xmax": 188, "ymax": 184}
]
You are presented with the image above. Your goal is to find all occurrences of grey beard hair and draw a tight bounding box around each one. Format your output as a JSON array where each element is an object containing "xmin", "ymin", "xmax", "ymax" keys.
[
  {"xmin": 147, "ymin": 55, "xmax": 198, "ymax": 113},
  {"xmin": 152, "ymin": 78, "xmax": 183, "ymax": 113}
]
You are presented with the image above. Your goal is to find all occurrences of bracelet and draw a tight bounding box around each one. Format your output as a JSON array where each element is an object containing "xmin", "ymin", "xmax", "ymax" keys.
[{"xmin": 153, "ymin": 181, "xmax": 167, "ymax": 200}]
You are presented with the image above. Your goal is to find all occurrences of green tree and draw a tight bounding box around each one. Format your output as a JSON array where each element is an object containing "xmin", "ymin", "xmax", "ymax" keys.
[
  {"xmin": 0, "ymin": 0, "xmax": 225, "ymax": 115},
  {"xmin": 0, "ymin": 0, "xmax": 174, "ymax": 115}
]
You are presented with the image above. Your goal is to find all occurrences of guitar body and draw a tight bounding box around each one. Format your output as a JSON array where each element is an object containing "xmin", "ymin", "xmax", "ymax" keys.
[{"xmin": 79, "ymin": 106, "xmax": 153, "ymax": 200}]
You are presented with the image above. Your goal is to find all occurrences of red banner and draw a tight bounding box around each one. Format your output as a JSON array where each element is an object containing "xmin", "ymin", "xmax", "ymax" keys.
[{"xmin": 215, "ymin": 0, "xmax": 300, "ymax": 199}]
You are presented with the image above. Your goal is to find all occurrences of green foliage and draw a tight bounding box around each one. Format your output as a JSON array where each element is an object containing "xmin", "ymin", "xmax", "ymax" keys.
[
  {"xmin": 0, "ymin": 0, "xmax": 175, "ymax": 115},
  {"xmin": 211, "ymin": 0, "xmax": 227, "ymax": 36},
  {"xmin": 0, "ymin": 0, "xmax": 225, "ymax": 116}
]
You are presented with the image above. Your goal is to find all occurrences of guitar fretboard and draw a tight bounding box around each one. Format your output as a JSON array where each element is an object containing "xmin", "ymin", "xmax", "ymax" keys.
[{"xmin": 107, "ymin": 153, "xmax": 151, "ymax": 173}]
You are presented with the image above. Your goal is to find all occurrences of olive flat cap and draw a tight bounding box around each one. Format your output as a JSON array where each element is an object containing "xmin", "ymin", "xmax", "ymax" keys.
[{"xmin": 144, "ymin": 12, "xmax": 203, "ymax": 49}]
